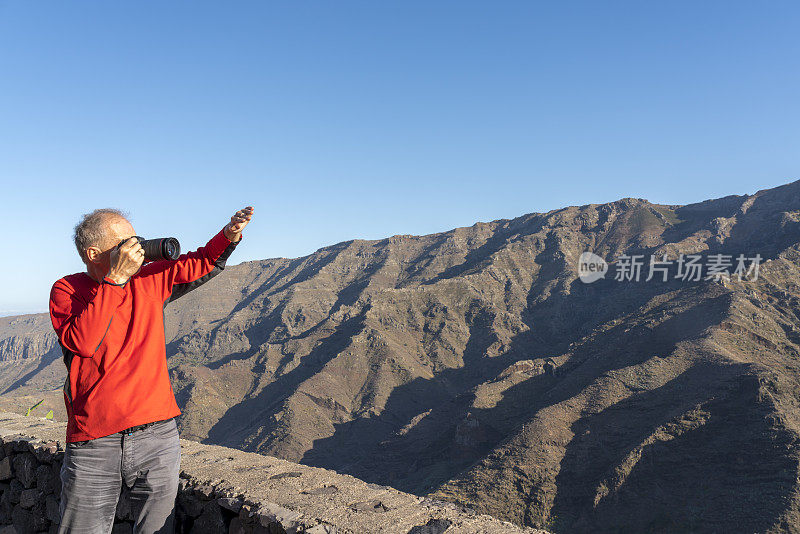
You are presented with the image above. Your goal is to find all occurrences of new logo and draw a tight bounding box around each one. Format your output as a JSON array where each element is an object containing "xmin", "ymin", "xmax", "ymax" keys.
[{"xmin": 578, "ymin": 252, "xmax": 608, "ymax": 283}]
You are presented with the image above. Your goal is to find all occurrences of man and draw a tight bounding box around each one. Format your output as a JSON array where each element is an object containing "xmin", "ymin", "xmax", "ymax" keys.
[{"xmin": 49, "ymin": 206, "xmax": 254, "ymax": 533}]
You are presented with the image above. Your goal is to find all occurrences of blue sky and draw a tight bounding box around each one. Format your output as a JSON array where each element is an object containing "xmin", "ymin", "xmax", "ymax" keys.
[{"xmin": 1, "ymin": 1, "xmax": 798, "ymax": 314}]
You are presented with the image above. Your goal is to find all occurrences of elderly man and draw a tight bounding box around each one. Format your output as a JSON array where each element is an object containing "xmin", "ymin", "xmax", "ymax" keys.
[{"xmin": 49, "ymin": 206, "xmax": 254, "ymax": 533}]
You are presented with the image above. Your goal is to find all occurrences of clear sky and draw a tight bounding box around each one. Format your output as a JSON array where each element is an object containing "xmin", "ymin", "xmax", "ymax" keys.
[{"xmin": 1, "ymin": 1, "xmax": 798, "ymax": 315}]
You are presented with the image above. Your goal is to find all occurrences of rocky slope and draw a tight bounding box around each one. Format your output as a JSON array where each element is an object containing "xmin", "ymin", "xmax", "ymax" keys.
[{"xmin": 3, "ymin": 181, "xmax": 800, "ymax": 532}]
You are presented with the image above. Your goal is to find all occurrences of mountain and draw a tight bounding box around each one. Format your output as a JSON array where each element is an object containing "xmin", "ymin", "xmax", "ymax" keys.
[{"xmin": 3, "ymin": 181, "xmax": 800, "ymax": 532}]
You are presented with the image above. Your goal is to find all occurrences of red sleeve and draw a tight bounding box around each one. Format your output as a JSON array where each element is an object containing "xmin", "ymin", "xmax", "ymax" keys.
[
  {"xmin": 49, "ymin": 277, "xmax": 126, "ymax": 358},
  {"xmin": 160, "ymin": 229, "xmax": 238, "ymax": 296}
]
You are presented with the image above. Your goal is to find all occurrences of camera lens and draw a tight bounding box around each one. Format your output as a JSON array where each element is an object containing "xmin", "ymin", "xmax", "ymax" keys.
[
  {"xmin": 161, "ymin": 238, "xmax": 180, "ymax": 260},
  {"xmin": 139, "ymin": 237, "xmax": 181, "ymax": 261}
]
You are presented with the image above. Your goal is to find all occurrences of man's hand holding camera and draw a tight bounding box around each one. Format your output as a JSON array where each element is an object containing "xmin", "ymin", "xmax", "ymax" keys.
[
  {"xmin": 106, "ymin": 238, "xmax": 145, "ymax": 285},
  {"xmin": 224, "ymin": 206, "xmax": 255, "ymax": 242}
]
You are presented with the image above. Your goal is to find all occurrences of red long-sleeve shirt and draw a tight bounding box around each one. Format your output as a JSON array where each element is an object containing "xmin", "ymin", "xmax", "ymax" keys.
[{"xmin": 49, "ymin": 229, "xmax": 240, "ymax": 442}]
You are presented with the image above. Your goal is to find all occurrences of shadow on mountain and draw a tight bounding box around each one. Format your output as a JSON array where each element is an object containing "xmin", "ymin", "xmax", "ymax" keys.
[
  {"xmin": 299, "ymin": 301, "xmax": 509, "ymax": 490},
  {"xmin": 300, "ymin": 275, "xmax": 730, "ymax": 495},
  {"xmin": 551, "ymin": 367, "xmax": 795, "ymax": 533},
  {"xmin": 204, "ymin": 310, "xmax": 369, "ymax": 447}
]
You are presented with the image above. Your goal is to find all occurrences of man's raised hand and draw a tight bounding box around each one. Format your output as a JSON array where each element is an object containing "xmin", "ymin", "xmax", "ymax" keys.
[{"xmin": 224, "ymin": 206, "xmax": 254, "ymax": 242}]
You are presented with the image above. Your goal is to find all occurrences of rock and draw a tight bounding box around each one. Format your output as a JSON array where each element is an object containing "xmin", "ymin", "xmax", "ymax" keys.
[
  {"xmin": 349, "ymin": 499, "xmax": 389, "ymax": 512},
  {"xmin": 408, "ymin": 518, "xmax": 453, "ymax": 534},
  {"xmin": 35, "ymin": 464, "xmax": 54, "ymax": 494},
  {"xmin": 31, "ymin": 501, "xmax": 48, "ymax": 532},
  {"xmin": 50, "ymin": 463, "xmax": 61, "ymax": 499},
  {"xmin": 192, "ymin": 501, "xmax": 226, "ymax": 533},
  {"xmin": 11, "ymin": 455, "xmax": 36, "ymax": 489},
  {"xmin": 17, "ymin": 489, "xmax": 40, "ymax": 509},
  {"xmin": 10, "ymin": 506, "xmax": 32, "ymax": 534},
  {"xmin": 301, "ymin": 485, "xmax": 339, "ymax": 495},
  {"xmin": 228, "ymin": 516, "xmax": 245, "ymax": 534},
  {"xmin": 45, "ymin": 495, "xmax": 60, "ymax": 524},
  {"xmin": 268, "ymin": 471, "xmax": 302, "ymax": 480},
  {"xmin": 174, "ymin": 504, "xmax": 192, "ymax": 534},
  {"xmin": 176, "ymin": 492, "xmax": 204, "ymax": 518},
  {"xmin": 217, "ymin": 497, "xmax": 242, "ymax": 513},
  {"xmin": 0, "ymin": 526, "xmax": 18, "ymax": 534},
  {"xmin": 7, "ymin": 480, "xmax": 23, "ymax": 505},
  {"xmin": 0, "ymin": 490, "xmax": 14, "ymax": 522},
  {"xmin": 234, "ymin": 504, "xmax": 259, "ymax": 532},
  {"xmin": 194, "ymin": 484, "xmax": 214, "ymax": 499},
  {"xmin": 255, "ymin": 502, "xmax": 303, "ymax": 529},
  {"xmin": 305, "ymin": 524, "xmax": 338, "ymax": 533},
  {"xmin": 32, "ymin": 442, "xmax": 58, "ymax": 463},
  {"xmin": 0, "ymin": 459, "xmax": 11, "ymax": 482}
]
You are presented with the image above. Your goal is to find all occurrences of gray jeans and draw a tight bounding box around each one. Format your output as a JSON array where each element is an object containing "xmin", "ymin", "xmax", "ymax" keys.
[{"xmin": 58, "ymin": 418, "xmax": 181, "ymax": 534}]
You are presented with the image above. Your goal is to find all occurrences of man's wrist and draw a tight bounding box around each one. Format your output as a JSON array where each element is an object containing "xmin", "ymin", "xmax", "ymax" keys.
[
  {"xmin": 223, "ymin": 226, "xmax": 243, "ymax": 243},
  {"xmin": 103, "ymin": 273, "xmax": 129, "ymax": 286}
]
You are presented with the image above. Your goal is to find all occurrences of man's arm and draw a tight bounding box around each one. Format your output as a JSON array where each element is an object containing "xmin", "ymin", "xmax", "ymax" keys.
[
  {"xmin": 159, "ymin": 206, "xmax": 254, "ymax": 303},
  {"xmin": 50, "ymin": 279, "xmax": 124, "ymax": 358}
]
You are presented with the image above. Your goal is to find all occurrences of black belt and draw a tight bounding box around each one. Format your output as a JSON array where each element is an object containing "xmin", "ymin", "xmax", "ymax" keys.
[{"xmin": 120, "ymin": 417, "xmax": 174, "ymax": 435}]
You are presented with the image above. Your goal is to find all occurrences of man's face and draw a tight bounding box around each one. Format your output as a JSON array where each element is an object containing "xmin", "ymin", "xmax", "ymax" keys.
[{"xmin": 86, "ymin": 216, "xmax": 136, "ymax": 269}]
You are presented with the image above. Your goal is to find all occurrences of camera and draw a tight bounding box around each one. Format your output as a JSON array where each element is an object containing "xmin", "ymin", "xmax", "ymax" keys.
[{"xmin": 117, "ymin": 236, "xmax": 181, "ymax": 261}]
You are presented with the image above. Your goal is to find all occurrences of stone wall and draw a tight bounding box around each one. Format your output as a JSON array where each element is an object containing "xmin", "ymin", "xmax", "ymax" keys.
[{"xmin": 0, "ymin": 412, "xmax": 545, "ymax": 534}]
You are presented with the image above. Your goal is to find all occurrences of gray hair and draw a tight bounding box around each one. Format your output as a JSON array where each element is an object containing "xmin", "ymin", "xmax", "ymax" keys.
[{"xmin": 73, "ymin": 208, "xmax": 129, "ymax": 263}]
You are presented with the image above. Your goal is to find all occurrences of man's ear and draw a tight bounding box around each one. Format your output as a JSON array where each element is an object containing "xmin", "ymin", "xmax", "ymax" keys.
[{"xmin": 85, "ymin": 246, "xmax": 103, "ymax": 264}]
